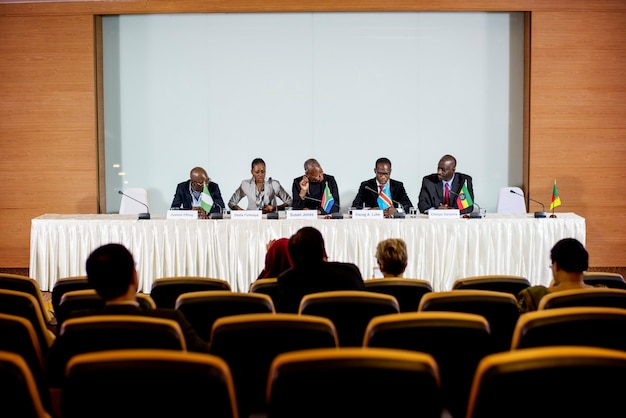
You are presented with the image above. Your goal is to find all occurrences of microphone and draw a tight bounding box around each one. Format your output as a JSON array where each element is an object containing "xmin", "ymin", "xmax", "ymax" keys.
[
  {"xmin": 303, "ymin": 195, "xmax": 322, "ymax": 203},
  {"xmin": 445, "ymin": 189, "xmax": 481, "ymax": 218},
  {"xmin": 118, "ymin": 190, "xmax": 150, "ymax": 220},
  {"xmin": 364, "ymin": 185, "xmax": 404, "ymax": 218},
  {"xmin": 509, "ymin": 189, "xmax": 546, "ymax": 218},
  {"xmin": 209, "ymin": 201, "xmax": 224, "ymax": 219}
]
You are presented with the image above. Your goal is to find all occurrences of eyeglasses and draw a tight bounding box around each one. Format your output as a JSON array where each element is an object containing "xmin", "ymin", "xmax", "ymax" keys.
[
  {"xmin": 191, "ymin": 180, "xmax": 206, "ymax": 187},
  {"xmin": 375, "ymin": 171, "xmax": 390, "ymax": 177}
]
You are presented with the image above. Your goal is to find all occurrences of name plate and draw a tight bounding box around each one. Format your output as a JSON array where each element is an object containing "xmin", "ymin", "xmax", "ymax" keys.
[
  {"xmin": 230, "ymin": 210, "xmax": 263, "ymax": 220},
  {"xmin": 428, "ymin": 209, "xmax": 461, "ymax": 219},
  {"xmin": 167, "ymin": 210, "xmax": 198, "ymax": 220},
  {"xmin": 352, "ymin": 209, "xmax": 384, "ymax": 219},
  {"xmin": 286, "ymin": 210, "xmax": 317, "ymax": 219}
]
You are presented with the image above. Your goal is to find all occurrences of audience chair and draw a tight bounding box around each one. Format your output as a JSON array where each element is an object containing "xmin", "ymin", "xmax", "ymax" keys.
[
  {"xmin": 451, "ymin": 275, "xmax": 531, "ymax": 297},
  {"xmin": 266, "ymin": 347, "xmax": 442, "ymax": 418},
  {"xmin": 150, "ymin": 276, "xmax": 232, "ymax": 309},
  {"xmin": 583, "ymin": 272, "xmax": 626, "ymax": 290},
  {"xmin": 249, "ymin": 277, "xmax": 280, "ymax": 308},
  {"xmin": 50, "ymin": 276, "xmax": 91, "ymax": 315},
  {"xmin": 62, "ymin": 349, "xmax": 238, "ymax": 418},
  {"xmin": 538, "ymin": 287, "xmax": 626, "ymax": 310},
  {"xmin": 418, "ymin": 290, "xmax": 519, "ymax": 353},
  {"xmin": 209, "ymin": 313, "xmax": 338, "ymax": 418},
  {"xmin": 466, "ymin": 346, "xmax": 626, "ymax": 418},
  {"xmin": 299, "ymin": 290, "xmax": 400, "ymax": 347},
  {"xmin": 511, "ymin": 306, "xmax": 626, "ymax": 351},
  {"xmin": 495, "ymin": 186, "xmax": 526, "ymax": 214},
  {"xmin": 0, "ymin": 273, "xmax": 53, "ymax": 327},
  {"xmin": 0, "ymin": 351, "xmax": 52, "ymax": 418},
  {"xmin": 364, "ymin": 311, "xmax": 491, "ymax": 418},
  {"xmin": 363, "ymin": 278, "xmax": 432, "ymax": 312}
]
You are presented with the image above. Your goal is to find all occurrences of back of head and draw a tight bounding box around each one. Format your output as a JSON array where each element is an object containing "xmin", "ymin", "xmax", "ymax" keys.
[
  {"xmin": 376, "ymin": 238, "xmax": 408, "ymax": 276},
  {"xmin": 262, "ymin": 238, "xmax": 293, "ymax": 278},
  {"xmin": 288, "ymin": 227, "xmax": 326, "ymax": 268},
  {"xmin": 551, "ymin": 238, "xmax": 588, "ymax": 273},
  {"xmin": 86, "ymin": 243, "xmax": 135, "ymax": 300}
]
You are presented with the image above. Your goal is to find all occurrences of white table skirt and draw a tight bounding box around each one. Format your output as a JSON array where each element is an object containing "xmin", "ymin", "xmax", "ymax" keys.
[{"xmin": 30, "ymin": 213, "xmax": 586, "ymax": 293}]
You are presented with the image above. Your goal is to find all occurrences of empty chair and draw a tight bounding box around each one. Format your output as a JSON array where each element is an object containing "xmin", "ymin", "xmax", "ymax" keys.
[
  {"xmin": 495, "ymin": 186, "xmax": 526, "ymax": 214},
  {"xmin": 452, "ymin": 275, "xmax": 531, "ymax": 297},
  {"xmin": 209, "ymin": 313, "xmax": 338, "ymax": 418},
  {"xmin": 419, "ymin": 290, "xmax": 519, "ymax": 353},
  {"xmin": 50, "ymin": 276, "xmax": 92, "ymax": 314},
  {"xmin": 175, "ymin": 290, "xmax": 274, "ymax": 343},
  {"xmin": 150, "ymin": 277, "xmax": 232, "ymax": 309},
  {"xmin": 466, "ymin": 346, "xmax": 626, "ymax": 418},
  {"xmin": 583, "ymin": 272, "xmax": 626, "ymax": 290},
  {"xmin": 0, "ymin": 351, "xmax": 52, "ymax": 418},
  {"xmin": 62, "ymin": 349, "xmax": 237, "ymax": 418},
  {"xmin": 299, "ymin": 290, "xmax": 400, "ymax": 347},
  {"xmin": 266, "ymin": 347, "xmax": 442, "ymax": 418},
  {"xmin": 364, "ymin": 311, "xmax": 491, "ymax": 418},
  {"xmin": 511, "ymin": 306, "xmax": 626, "ymax": 351},
  {"xmin": 118, "ymin": 187, "xmax": 150, "ymax": 216},
  {"xmin": 363, "ymin": 278, "xmax": 432, "ymax": 312},
  {"xmin": 538, "ymin": 287, "xmax": 626, "ymax": 310},
  {"xmin": 249, "ymin": 277, "xmax": 280, "ymax": 308},
  {"xmin": 0, "ymin": 273, "xmax": 53, "ymax": 327}
]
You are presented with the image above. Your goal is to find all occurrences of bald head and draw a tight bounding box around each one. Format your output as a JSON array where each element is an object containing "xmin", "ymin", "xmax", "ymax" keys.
[{"xmin": 190, "ymin": 167, "xmax": 209, "ymax": 191}]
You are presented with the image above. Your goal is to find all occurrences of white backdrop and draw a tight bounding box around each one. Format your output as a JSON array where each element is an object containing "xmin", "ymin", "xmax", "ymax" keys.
[{"xmin": 103, "ymin": 12, "xmax": 524, "ymax": 215}]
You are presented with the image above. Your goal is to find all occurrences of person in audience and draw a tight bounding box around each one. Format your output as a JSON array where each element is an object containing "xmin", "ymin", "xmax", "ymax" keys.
[
  {"xmin": 276, "ymin": 226, "xmax": 364, "ymax": 313},
  {"xmin": 417, "ymin": 154, "xmax": 474, "ymax": 214},
  {"xmin": 352, "ymin": 157, "xmax": 413, "ymax": 217},
  {"xmin": 228, "ymin": 158, "xmax": 292, "ymax": 213},
  {"xmin": 291, "ymin": 158, "xmax": 340, "ymax": 214},
  {"xmin": 517, "ymin": 238, "xmax": 602, "ymax": 313},
  {"xmin": 374, "ymin": 238, "xmax": 408, "ymax": 278},
  {"xmin": 256, "ymin": 238, "xmax": 293, "ymax": 280},
  {"xmin": 170, "ymin": 166, "xmax": 225, "ymax": 218}
]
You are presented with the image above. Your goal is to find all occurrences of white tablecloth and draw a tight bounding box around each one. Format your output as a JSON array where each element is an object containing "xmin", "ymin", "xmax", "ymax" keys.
[{"xmin": 30, "ymin": 213, "xmax": 586, "ymax": 293}]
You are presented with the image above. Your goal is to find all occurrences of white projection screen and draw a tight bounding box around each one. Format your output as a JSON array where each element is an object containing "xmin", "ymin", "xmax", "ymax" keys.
[{"xmin": 102, "ymin": 12, "xmax": 524, "ymax": 215}]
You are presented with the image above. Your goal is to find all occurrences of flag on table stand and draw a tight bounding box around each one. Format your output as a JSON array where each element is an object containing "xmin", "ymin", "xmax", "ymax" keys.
[
  {"xmin": 549, "ymin": 179, "xmax": 561, "ymax": 211},
  {"xmin": 377, "ymin": 182, "xmax": 393, "ymax": 210},
  {"xmin": 201, "ymin": 184, "xmax": 214, "ymax": 214},
  {"xmin": 456, "ymin": 180, "xmax": 473, "ymax": 209},
  {"xmin": 321, "ymin": 182, "xmax": 335, "ymax": 213}
]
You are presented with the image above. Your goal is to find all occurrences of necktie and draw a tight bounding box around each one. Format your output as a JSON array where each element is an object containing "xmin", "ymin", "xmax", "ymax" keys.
[
  {"xmin": 379, "ymin": 184, "xmax": 384, "ymax": 194},
  {"xmin": 444, "ymin": 183, "xmax": 450, "ymax": 205}
]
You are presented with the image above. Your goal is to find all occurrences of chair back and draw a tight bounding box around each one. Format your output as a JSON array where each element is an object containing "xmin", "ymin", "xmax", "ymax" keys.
[
  {"xmin": 363, "ymin": 278, "xmax": 432, "ymax": 312},
  {"xmin": 118, "ymin": 187, "xmax": 149, "ymax": 215},
  {"xmin": 0, "ymin": 273, "xmax": 52, "ymax": 325},
  {"xmin": 299, "ymin": 290, "xmax": 400, "ymax": 347},
  {"xmin": 538, "ymin": 287, "xmax": 626, "ymax": 310},
  {"xmin": 56, "ymin": 289, "xmax": 105, "ymax": 326},
  {"xmin": 175, "ymin": 290, "xmax": 274, "ymax": 342},
  {"xmin": 467, "ymin": 346, "xmax": 626, "ymax": 418},
  {"xmin": 150, "ymin": 277, "xmax": 232, "ymax": 308},
  {"xmin": 266, "ymin": 347, "xmax": 441, "ymax": 418},
  {"xmin": 511, "ymin": 306, "xmax": 626, "ymax": 351},
  {"xmin": 209, "ymin": 313, "xmax": 338, "ymax": 418},
  {"xmin": 495, "ymin": 186, "xmax": 526, "ymax": 214},
  {"xmin": 364, "ymin": 311, "xmax": 491, "ymax": 418},
  {"xmin": 51, "ymin": 276, "xmax": 92, "ymax": 314},
  {"xmin": 452, "ymin": 275, "xmax": 531, "ymax": 297},
  {"xmin": 419, "ymin": 290, "xmax": 519, "ymax": 353},
  {"xmin": 62, "ymin": 349, "xmax": 238, "ymax": 418},
  {"xmin": 249, "ymin": 277, "xmax": 280, "ymax": 308},
  {"xmin": 0, "ymin": 351, "xmax": 52, "ymax": 418},
  {"xmin": 583, "ymin": 272, "xmax": 626, "ymax": 289}
]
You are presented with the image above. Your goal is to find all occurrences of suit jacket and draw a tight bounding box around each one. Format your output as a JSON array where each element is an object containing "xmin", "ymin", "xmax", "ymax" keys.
[
  {"xmin": 170, "ymin": 180, "xmax": 225, "ymax": 214},
  {"xmin": 417, "ymin": 172, "xmax": 474, "ymax": 214},
  {"xmin": 277, "ymin": 261, "xmax": 365, "ymax": 313},
  {"xmin": 291, "ymin": 174, "xmax": 340, "ymax": 213},
  {"xmin": 228, "ymin": 177, "xmax": 292, "ymax": 210},
  {"xmin": 351, "ymin": 178, "xmax": 413, "ymax": 211}
]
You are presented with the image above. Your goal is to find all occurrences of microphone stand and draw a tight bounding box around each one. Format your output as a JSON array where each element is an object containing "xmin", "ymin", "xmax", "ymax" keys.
[
  {"xmin": 118, "ymin": 190, "xmax": 150, "ymax": 220},
  {"xmin": 509, "ymin": 189, "xmax": 546, "ymax": 218}
]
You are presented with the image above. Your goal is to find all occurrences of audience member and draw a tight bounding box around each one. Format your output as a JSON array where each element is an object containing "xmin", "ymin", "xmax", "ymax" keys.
[
  {"xmin": 417, "ymin": 154, "xmax": 474, "ymax": 214},
  {"xmin": 291, "ymin": 158, "xmax": 340, "ymax": 214},
  {"xmin": 374, "ymin": 238, "xmax": 408, "ymax": 278},
  {"xmin": 256, "ymin": 238, "xmax": 293, "ymax": 280},
  {"xmin": 170, "ymin": 166, "xmax": 225, "ymax": 218},
  {"xmin": 277, "ymin": 226, "xmax": 364, "ymax": 313},
  {"xmin": 352, "ymin": 157, "xmax": 413, "ymax": 217},
  {"xmin": 228, "ymin": 158, "xmax": 292, "ymax": 213}
]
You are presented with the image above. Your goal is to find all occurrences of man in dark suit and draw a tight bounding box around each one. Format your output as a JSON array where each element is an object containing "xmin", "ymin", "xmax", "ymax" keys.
[
  {"xmin": 418, "ymin": 154, "xmax": 474, "ymax": 214},
  {"xmin": 277, "ymin": 227, "xmax": 365, "ymax": 313},
  {"xmin": 291, "ymin": 158, "xmax": 340, "ymax": 214},
  {"xmin": 170, "ymin": 166, "xmax": 225, "ymax": 217},
  {"xmin": 352, "ymin": 157, "xmax": 413, "ymax": 218}
]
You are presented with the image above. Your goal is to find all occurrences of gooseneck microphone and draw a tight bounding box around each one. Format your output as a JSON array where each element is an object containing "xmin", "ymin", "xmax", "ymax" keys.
[
  {"xmin": 118, "ymin": 190, "xmax": 150, "ymax": 220},
  {"xmin": 303, "ymin": 195, "xmax": 322, "ymax": 203},
  {"xmin": 509, "ymin": 189, "xmax": 546, "ymax": 218},
  {"xmin": 447, "ymin": 189, "xmax": 482, "ymax": 218},
  {"xmin": 209, "ymin": 201, "xmax": 224, "ymax": 219},
  {"xmin": 364, "ymin": 185, "xmax": 405, "ymax": 218}
]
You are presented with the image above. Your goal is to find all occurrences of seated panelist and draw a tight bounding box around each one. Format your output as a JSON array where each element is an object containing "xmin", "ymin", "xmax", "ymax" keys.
[
  {"xmin": 228, "ymin": 158, "xmax": 292, "ymax": 213},
  {"xmin": 291, "ymin": 158, "xmax": 340, "ymax": 214},
  {"xmin": 170, "ymin": 166, "xmax": 225, "ymax": 219},
  {"xmin": 417, "ymin": 154, "xmax": 474, "ymax": 215}
]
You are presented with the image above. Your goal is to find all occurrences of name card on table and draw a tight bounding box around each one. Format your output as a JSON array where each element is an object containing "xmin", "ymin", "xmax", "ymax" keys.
[
  {"xmin": 428, "ymin": 209, "xmax": 461, "ymax": 219},
  {"xmin": 230, "ymin": 210, "xmax": 263, "ymax": 220},
  {"xmin": 351, "ymin": 210, "xmax": 384, "ymax": 219},
  {"xmin": 167, "ymin": 210, "xmax": 198, "ymax": 220},
  {"xmin": 286, "ymin": 210, "xmax": 317, "ymax": 219}
]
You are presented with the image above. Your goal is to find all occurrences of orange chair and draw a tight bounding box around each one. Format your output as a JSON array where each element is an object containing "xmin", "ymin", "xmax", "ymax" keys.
[
  {"xmin": 150, "ymin": 277, "xmax": 231, "ymax": 308},
  {"xmin": 538, "ymin": 287, "xmax": 626, "ymax": 310},
  {"xmin": 451, "ymin": 275, "xmax": 531, "ymax": 297},
  {"xmin": 363, "ymin": 278, "xmax": 432, "ymax": 312},
  {"xmin": 0, "ymin": 351, "xmax": 52, "ymax": 418}
]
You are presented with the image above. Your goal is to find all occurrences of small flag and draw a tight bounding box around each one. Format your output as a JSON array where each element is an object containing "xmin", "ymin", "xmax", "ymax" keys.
[
  {"xmin": 550, "ymin": 179, "xmax": 561, "ymax": 210},
  {"xmin": 321, "ymin": 182, "xmax": 335, "ymax": 213},
  {"xmin": 377, "ymin": 182, "xmax": 393, "ymax": 210},
  {"xmin": 456, "ymin": 180, "xmax": 473, "ymax": 209},
  {"xmin": 201, "ymin": 183, "xmax": 213, "ymax": 213}
]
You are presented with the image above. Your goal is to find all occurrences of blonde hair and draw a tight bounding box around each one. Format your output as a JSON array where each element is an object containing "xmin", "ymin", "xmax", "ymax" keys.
[{"xmin": 375, "ymin": 238, "xmax": 408, "ymax": 276}]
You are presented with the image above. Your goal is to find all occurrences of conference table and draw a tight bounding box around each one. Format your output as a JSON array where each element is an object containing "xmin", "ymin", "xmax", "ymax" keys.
[{"xmin": 30, "ymin": 212, "xmax": 585, "ymax": 293}]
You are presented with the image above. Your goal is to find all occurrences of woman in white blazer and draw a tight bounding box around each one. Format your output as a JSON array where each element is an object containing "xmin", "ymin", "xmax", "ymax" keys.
[{"xmin": 228, "ymin": 158, "xmax": 292, "ymax": 213}]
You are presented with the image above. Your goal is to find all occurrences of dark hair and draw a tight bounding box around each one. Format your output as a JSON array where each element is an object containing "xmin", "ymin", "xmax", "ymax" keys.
[
  {"xmin": 375, "ymin": 157, "xmax": 391, "ymax": 168},
  {"xmin": 251, "ymin": 158, "xmax": 265, "ymax": 169},
  {"xmin": 288, "ymin": 227, "xmax": 326, "ymax": 267},
  {"xmin": 85, "ymin": 243, "xmax": 135, "ymax": 300},
  {"xmin": 550, "ymin": 238, "xmax": 588, "ymax": 272}
]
